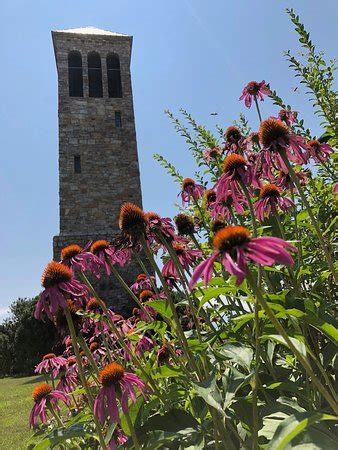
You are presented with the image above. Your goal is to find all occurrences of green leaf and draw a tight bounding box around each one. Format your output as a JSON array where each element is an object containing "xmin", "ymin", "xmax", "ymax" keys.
[
  {"xmin": 145, "ymin": 299, "xmax": 173, "ymax": 321},
  {"xmin": 222, "ymin": 367, "xmax": 253, "ymax": 410},
  {"xmin": 261, "ymin": 334, "xmax": 307, "ymax": 357},
  {"xmin": 214, "ymin": 344, "xmax": 253, "ymax": 371},
  {"xmin": 153, "ymin": 364, "xmax": 183, "ymax": 379},
  {"xmin": 197, "ymin": 286, "xmax": 237, "ymax": 312},
  {"xmin": 267, "ymin": 412, "xmax": 338, "ymax": 450},
  {"xmin": 192, "ymin": 373, "xmax": 225, "ymax": 417}
]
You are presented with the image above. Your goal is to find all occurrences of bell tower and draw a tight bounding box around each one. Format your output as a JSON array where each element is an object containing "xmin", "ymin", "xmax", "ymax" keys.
[{"xmin": 52, "ymin": 27, "xmax": 143, "ymax": 310}]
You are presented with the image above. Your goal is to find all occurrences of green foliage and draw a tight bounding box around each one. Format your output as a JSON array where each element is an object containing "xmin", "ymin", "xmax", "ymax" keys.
[{"xmin": 0, "ymin": 298, "xmax": 59, "ymax": 376}]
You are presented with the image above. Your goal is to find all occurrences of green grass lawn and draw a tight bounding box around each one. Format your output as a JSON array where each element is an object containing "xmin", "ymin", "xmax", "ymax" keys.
[{"xmin": 0, "ymin": 375, "xmax": 44, "ymax": 450}]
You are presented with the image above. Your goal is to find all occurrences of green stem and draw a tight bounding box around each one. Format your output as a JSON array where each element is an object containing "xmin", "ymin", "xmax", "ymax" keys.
[
  {"xmin": 139, "ymin": 234, "xmax": 201, "ymax": 378},
  {"xmin": 78, "ymin": 272, "xmax": 162, "ymax": 398},
  {"xmin": 46, "ymin": 400, "xmax": 63, "ymax": 427},
  {"xmin": 64, "ymin": 308, "xmax": 108, "ymax": 450},
  {"xmin": 280, "ymin": 149, "xmax": 337, "ymax": 284},
  {"xmin": 125, "ymin": 408, "xmax": 141, "ymax": 450},
  {"xmin": 247, "ymin": 270, "xmax": 338, "ymax": 414},
  {"xmin": 254, "ymin": 96, "xmax": 263, "ymax": 123}
]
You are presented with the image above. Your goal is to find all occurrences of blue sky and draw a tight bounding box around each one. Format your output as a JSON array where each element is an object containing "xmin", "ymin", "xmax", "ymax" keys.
[{"xmin": 0, "ymin": 0, "xmax": 337, "ymax": 319}]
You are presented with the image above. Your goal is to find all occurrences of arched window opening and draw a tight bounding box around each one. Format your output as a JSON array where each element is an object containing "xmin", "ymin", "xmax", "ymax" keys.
[
  {"xmin": 88, "ymin": 52, "xmax": 103, "ymax": 98},
  {"xmin": 107, "ymin": 53, "xmax": 122, "ymax": 98},
  {"xmin": 68, "ymin": 51, "xmax": 83, "ymax": 97}
]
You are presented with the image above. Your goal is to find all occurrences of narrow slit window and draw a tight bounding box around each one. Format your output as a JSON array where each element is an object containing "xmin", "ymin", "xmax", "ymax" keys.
[
  {"xmin": 107, "ymin": 53, "xmax": 122, "ymax": 98},
  {"xmin": 88, "ymin": 52, "xmax": 103, "ymax": 97},
  {"xmin": 74, "ymin": 155, "xmax": 81, "ymax": 173},
  {"xmin": 115, "ymin": 111, "xmax": 122, "ymax": 128},
  {"xmin": 68, "ymin": 51, "xmax": 83, "ymax": 97}
]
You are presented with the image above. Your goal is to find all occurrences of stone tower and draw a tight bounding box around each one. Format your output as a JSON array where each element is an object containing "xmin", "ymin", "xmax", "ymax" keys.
[{"xmin": 52, "ymin": 27, "xmax": 143, "ymax": 311}]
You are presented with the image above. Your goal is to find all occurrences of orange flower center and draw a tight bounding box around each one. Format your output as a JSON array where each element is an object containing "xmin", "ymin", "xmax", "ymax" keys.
[
  {"xmin": 259, "ymin": 184, "xmax": 281, "ymax": 198},
  {"xmin": 205, "ymin": 189, "xmax": 216, "ymax": 203},
  {"xmin": 172, "ymin": 243, "xmax": 185, "ymax": 255},
  {"xmin": 182, "ymin": 177, "xmax": 195, "ymax": 190},
  {"xmin": 32, "ymin": 383, "xmax": 52, "ymax": 403},
  {"xmin": 223, "ymin": 154, "xmax": 247, "ymax": 173},
  {"xmin": 246, "ymin": 81, "xmax": 260, "ymax": 95},
  {"xmin": 212, "ymin": 220, "xmax": 226, "ymax": 234},
  {"xmin": 259, "ymin": 118, "xmax": 289, "ymax": 147},
  {"xmin": 99, "ymin": 362, "xmax": 125, "ymax": 387},
  {"xmin": 68, "ymin": 356, "xmax": 76, "ymax": 365},
  {"xmin": 42, "ymin": 353, "xmax": 56, "ymax": 360},
  {"xmin": 213, "ymin": 226, "xmax": 251, "ymax": 252},
  {"xmin": 139, "ymin": 290, "xmax": 154, "ymax": 301},
  {"xmin": 307, "ymin": 139, "xmax": 321, "ymax": 153},
  {"xmin": 41, "ymin": 261, "xmax": 73, "ymax": 288},
  {"xmin": 119, "ymin": 202, "xmax": 146, "ymax": 237},
  {"xmin": 86, "ymin": 298, "xmax": 105, "ymax": 312},
  {"xmin": 61, "ymin": 244, "xmax": 82, "ymax": 260},
  {"xmin": 225, "ymin": 126, "xmax": 241, "ymax": 142},
  {"xmin": 136, "ymin": 273, "xmax": 147, "ymax": 282},
  {"xmin": 90, "ymin": 240, "xmax": 109, "ymax": 254},
  {"xmin": 145, "ymin": 212, "xmax": 160, "ymax": 221},
  {"xmin": 90, "ymin": 342, "xmax": 100, "ymax": 352}
]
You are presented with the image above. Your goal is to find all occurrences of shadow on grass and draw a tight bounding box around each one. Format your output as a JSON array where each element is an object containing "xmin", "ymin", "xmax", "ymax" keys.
[{"xmin": 22, "ymin": 375, "xmax": 45, "ymax": 384}]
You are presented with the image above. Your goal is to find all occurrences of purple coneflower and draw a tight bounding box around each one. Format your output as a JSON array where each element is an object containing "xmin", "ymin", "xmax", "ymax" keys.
[
  {"xmin": 203, "ymin": 146, "xmax": 223, "ymax": 162},
  {"xmin": 145, "ymin": 211, "xmax": 176, "ymax": 243},
  {"xmin": 94, "ymin": 362, "xmax": 147, "ymax": 423},
  {"xmin": 190, "ymin": 225, "xmax": 296, "ymax": 287},
  {"xmin": 130, "ymin": 273, "xmax": 155, "ymax": 294},
  {"xmin": 90, "ymin": 240, "xmax": 130, "ymax": 276},
  {"xmin": 60, "ymin": 243, "xmax": 101, "ymax": 274},
  {"xmin": 162, "ymin": 241, "xmax": 202, "ymax": 279},
  {"xmin": 276, "ymin": 169, "xmax": 309, "ymax": 192},
  {"xmin": 179, "ymin": 177, "xmax": 204, "ymax": 205},
  {"xmin": 257, "ymin": 118, "xmax": 309, "ymax": 179},
  {"xmin": 35, "ymin": 353, "xmax": 68, "ymax": 378},
  {"xmin": 278, "ymin": 109, "xmax": 298, "ymax": 126},
  {"xmin": 254, "ymin": 184, "xmax": 295, "ymax": 222},
  {"xmin": 109, "ymin": 428, "xmax": 128, "ymax": 450},
  {"xmin": 35, "ymin": 262, "xmax": 89, "ymax": 321},
  {"xmin": 29, "ymin": 383, "xmax": 69, "ymax": 428},
  {"xmin": 56, "ymin": 367, "xmax": 78, "ymax": 394},
  {"xmin": 239, "ymin": 80, "xmax": 270, "ymax": 108},
  {"xmin": 307, "ymin": 139, "xmax": 333, "ymax": 163},
  {"xmin": 214, "ymin": 154, "xmax": 252, "ymax": 206}
]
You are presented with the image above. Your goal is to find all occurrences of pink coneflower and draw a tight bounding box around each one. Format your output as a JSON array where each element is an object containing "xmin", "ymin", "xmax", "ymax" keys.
[
  {"xmin": 135, "ymin": 335, "xmax": 154, "ymax": 357},
  {"xmin": 276, "ymin": 169, "xmax": 309, "ymax": 192},
  {"xmin": 35, "ymin": 262, "xmax": 89, "ymax": 321},
  {"xmin": 90, "ymin": 240, "xmax": 130, "ymax": 276},
  {"xmin": 109, "ymin": 428, "xmax": 128, "ymax": 450},
  {"xmin": 214, "ymin": 154, "xmax": 252, "ymax": 207},
  {"xmin": 56, "ymin": 368, "xmax": 78, "ymax": 394},
  {"xmin": 94, "ymin": 362, "xmax": 147, "ymax": 423},
  {"xmin": 203, "ymin": 146, "xmax": 223, "ymax": 162},
  {"xmin": 162, "ymin": 241, "xmax": 202, "ymax": 279},
  {"xmin": 307, "ymin": 139, "xmax": 333, "ymax": 163},
  {"xmin": 180, "ymin": 178, "xmax": 205, "ymax": 205},
  {"xmin": 119, "ymin": 202, "xmax": 146, "ymax": 240},
  {"xmin": 35, "ymin": 353, "xmax": 68, "ymax": 378},
  {"xmin": 257, "ymin": 118, "xmax": 309, "ymax": 179},
  {"xmin": 130, "ymin": 273, "xmax": 155, "ymax": 294},
  {"xmin": 239, "ymin": 80, "xmax": 270, "ymax": 108},
  {"xmin": 254, "ymin": 184, "xmax": 295, "ymax": 222},
  {"xmin": 60, "ymin": 243, "xmax": 101, "ymax": 274},
  {"xmin": 278, "ymin": 109, "xmax": 298, "ymax": 126},
  {"xmin": 207, "ymin": 188, "xmax": 245, "ymax": 221},
  {"xmin": 145, "ymin": 212, "xmax": 176, "ymax": 242},
  {"xmin": 190, "ymin": 226, "xmax": 296, "ymax": 287},
  {"xmin": 242, "ymin": 132, "xmax": 260, "ymax": 153},
  {"xmin": 29, "ymin": 383, "xmax": 69, "ymax": 428}
]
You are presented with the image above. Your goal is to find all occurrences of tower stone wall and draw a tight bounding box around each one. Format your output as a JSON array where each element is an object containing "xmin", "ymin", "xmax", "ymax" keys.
[{"xmin": 52, "ymin": 28, "xmax": 143, "ymax": 313}]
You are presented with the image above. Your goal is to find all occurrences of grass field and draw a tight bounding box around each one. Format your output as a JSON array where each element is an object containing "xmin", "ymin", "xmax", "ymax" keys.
[{"xmin": 0, "ymin": 375, "xmax": 43, "ymax": 450}]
